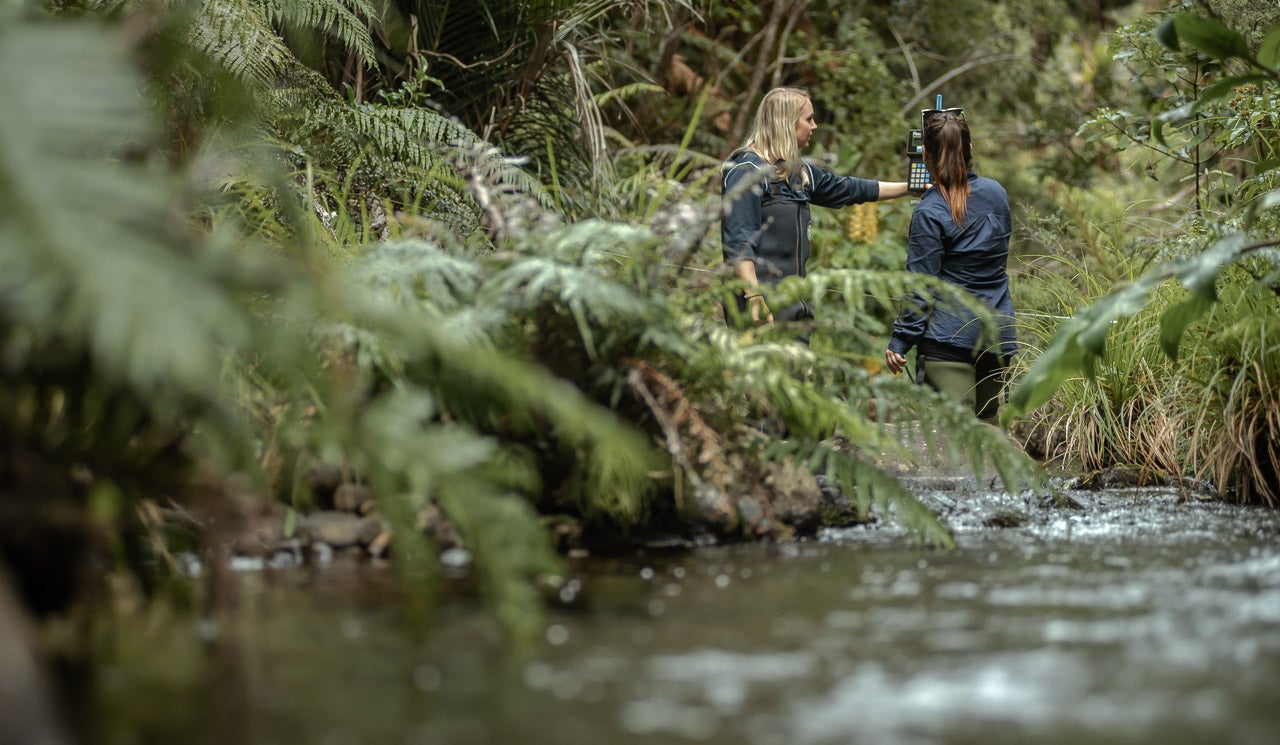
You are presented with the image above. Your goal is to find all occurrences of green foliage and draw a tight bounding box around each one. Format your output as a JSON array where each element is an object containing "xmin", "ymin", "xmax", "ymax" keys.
[
  {"xmin": 179, "ymin": 0, "xmax": 378, "ymax": 86},
  {"xmin": 2, "ymin": 2, "xmax": 668, "ymax": 639},
  {"xmin": 1010, "ymin": 8, "xmax": 1280, "ymax": 417},
  {"xmin": 1156, "ymin": 11, "xmax": 1251, "ymax": 62},
  {"xmin": 1185, "ymin": 273, "xmax": 1280, "ymax": 505},
  {"xmin": 271, "ymin": 0, "xmax": 379, "ymax": 67},
  {"xmin": 1005, "ymin": 6, "xmax": 1280, "ymax": 505},
  {"xmin": 0, "ymin": 10, "xmax": 253, "ymax": 452},
  {"xmin": 15, "ymin": 0, "xmax": 1159, "ymax": 639},
  {"xmin": 180, "ymin": 0, "xmax": 297, "ymax": 86}
]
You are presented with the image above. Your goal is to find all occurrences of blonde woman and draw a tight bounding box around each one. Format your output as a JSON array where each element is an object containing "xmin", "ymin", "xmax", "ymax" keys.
[{"xmin": 721, "ymin": 87, "xmax": 910, "ymax": 325}]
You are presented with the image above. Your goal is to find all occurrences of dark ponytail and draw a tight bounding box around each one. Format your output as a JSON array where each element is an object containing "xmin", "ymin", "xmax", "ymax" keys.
[{"xmin": 922, "ymin": 112, "xmax": 972, "ymax": 226}]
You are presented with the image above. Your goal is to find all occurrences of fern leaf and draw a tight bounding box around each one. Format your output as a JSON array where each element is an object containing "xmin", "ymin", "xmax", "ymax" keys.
[
  {"xmin": 355, "ymin": 239, "xmax": 483, "ymax": 314},
  {"xmin": 0, "ymin": 16, "xmax": 250, "ymax": 412},
  {"xmin": 182, "ymin": 0, "xmax": 294, "ymax": 85},
  {"xmin": 266, "ymin": 0, "xmax": 379, "ymax": 68}
]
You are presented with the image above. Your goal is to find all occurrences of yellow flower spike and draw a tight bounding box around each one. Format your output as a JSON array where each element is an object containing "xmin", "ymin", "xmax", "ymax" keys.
[{"xmin": 845, "ymin": 202, "xmax": 878, "ymax": 243}]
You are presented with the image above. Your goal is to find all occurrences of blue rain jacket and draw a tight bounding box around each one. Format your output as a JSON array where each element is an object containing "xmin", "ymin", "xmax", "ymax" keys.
[
  {"xmin": 721, "ymin": 151, "xmax": 880, "ymax": 283},
  {"xmin": 888, "ymin": 172, "xmax": 1017, "ymax": 359}
]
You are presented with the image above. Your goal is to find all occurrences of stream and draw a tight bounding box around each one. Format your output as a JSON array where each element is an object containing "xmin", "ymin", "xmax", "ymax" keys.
[{"xmin": 88, "ymin": 484, "xmax": 1280, "ymax": 745}]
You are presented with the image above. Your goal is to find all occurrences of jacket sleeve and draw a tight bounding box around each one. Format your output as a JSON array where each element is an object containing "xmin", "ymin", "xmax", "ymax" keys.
[
  {"xmin": 721, "ymin": 162, "xmax": 764, "ymax": 266},
  {"xmin": 807, "ymin": 164, "xmax": 880, "ymax": 208},
  {"xmin": 888, "ymin": 204, "xmax": 947, "ymax": 355}
]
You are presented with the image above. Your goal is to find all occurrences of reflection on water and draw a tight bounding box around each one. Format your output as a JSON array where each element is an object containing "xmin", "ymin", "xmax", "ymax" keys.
[{"xmin": 90, "ymin": 488, "xmax": 1280, "ymax": 745}]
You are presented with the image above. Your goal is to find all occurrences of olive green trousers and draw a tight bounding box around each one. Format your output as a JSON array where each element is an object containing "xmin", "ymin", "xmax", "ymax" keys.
[{"xmin": 920, "ymin": 358, "xmax": 1007, "ymax": 424}]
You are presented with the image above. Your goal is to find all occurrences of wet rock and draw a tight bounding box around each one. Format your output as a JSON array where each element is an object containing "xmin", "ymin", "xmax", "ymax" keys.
[
  {"xmin": 815, "ymin": 475, "xmax": 860, "ymax": 527},
  {"xmin": 1177, "ymin": 475, "xmax": 1217, "ymax": 496},
  {"xmin": 300, "ymin": 460, "xmax": 346, "ymax": 508},
  {"xmin": 366, "ymin": 529, "xmax": 392, "ymax": 559},
  {"xmin": 311, "ymin": 542, "xmax": 334, "ymax": 564},
  {"xmin": 1040, "ymin": 491, "xmax": 1085, "ymax": 510},
  {"xmin": 982, "ymin": 509, "xmax": 1027, "ymax": 528},
  {"xmin": 231, "ymin": 512, "xmax": 286, "ymax": 558},
  {"xmin": 417, "ymin": 503, "xmax": 460, "ymax": 550},
  {"xmin": 333, "ymin": 483, "xmax": 374, "ymax": 514},
  {"xmin": 270, "ymin": 544, "xmax": 303, "ymax": 569},
  {"xmin": 1069, "ymin": 465, "xmax": 1172, "ymax": 491},
  {"xmin": 762, "ymin": 458, "xmax": 822, "ymax": 533},
  {"xmin": 735, "ymin": 496, "xmax": 773, "ymax": 538},
  {"xmin": 297, "ymin": 511, "xmax": 383, "ymax": 549},
  {"xmin": 688, "ymin": 484, "xmax": 739, "ymax": 534},
  {"xmin": 541, "ymin": 515, "xmax": 584, "ymax": 552}
]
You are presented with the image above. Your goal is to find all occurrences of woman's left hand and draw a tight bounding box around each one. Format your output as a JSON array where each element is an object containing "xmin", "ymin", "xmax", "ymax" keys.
[{"xmin": 748, "ymin": 294, "xmax": 774, "ymax": 324}]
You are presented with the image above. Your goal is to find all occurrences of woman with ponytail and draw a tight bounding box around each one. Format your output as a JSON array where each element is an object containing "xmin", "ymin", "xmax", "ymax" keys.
[
  {"xmin": 884, "ymin": 109, "xmax": 1017, "ymax": 423},
  {"xmin": 722, "ymin": 87, "xmax": 909, "ymax": 327}
]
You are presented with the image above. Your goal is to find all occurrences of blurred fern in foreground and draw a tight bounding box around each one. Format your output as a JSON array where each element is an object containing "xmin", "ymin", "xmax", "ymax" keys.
[{"xmin": 1, "ymin": 1, "xmax": 1056, "ymax": 641}]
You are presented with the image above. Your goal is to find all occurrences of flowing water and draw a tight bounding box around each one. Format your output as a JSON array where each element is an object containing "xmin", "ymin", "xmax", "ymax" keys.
[{"xmin": 89, "ymin": 486, "xmax": 1280, "ymax": 745}]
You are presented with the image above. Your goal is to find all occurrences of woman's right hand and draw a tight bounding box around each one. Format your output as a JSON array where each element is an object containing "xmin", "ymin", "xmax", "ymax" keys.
[{"xmin": 885, "ymin": 349, "xmax": 908, "ymax": 374}]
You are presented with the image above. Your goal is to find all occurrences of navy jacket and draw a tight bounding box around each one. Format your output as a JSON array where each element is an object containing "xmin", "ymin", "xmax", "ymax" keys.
[
  {"xmin": 888, "ymin": 172, "xmax": 1017, "ymax": 359},
  {"xmin": 721, "ymin": 151, "xmax": 880, "ymax": 283}
]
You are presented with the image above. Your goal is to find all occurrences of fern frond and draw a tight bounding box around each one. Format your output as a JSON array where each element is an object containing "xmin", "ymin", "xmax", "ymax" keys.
[
  {"xmin": 453, "ymin": 138, "xmax": 552, "ymax": 204},
  {"xmin": 356, "ymin": 387, "xmax": 557, "ymax": 639},
  {"xmin": 266, "ymin": 0, "xmax": 379, "ymax": 67},
  {"xmin": 806, "ymin": 268, "xmax": 1006, "ymax": 350},
  {"xmin": 416, "ymin": 331, "xmax": 660, "ymax": 525},
  {"xmin": 355, "ymin": 239, "xmax": 483, "ymax": 314},
  {"xmin": 265, "ymin": 60, "xmax": 476, "ymax": 167},
  {"xmin": 331, "ymin": 255, "xmax": 661, "ymax": 525},
  {"xmin": 483, "ymin": 220, "xmax": 662, "ymax": 344},
  {"xmin": 485, "ymin": 257, "xmax": 653, "ymax": 362},
  {"xmin": 447, "ymin": 137, "xmax": 560, "ymax": 242},
  {"xmin": 0, "ymin": 17, "xmax": 250, "ymax": 415},
  {"xmin": 182, "ymin": 0, "xmax": 294, "ymax": 85},
  {"xmin": 801, "ymin": 442, "xmax": 956, "ymax": 547}
]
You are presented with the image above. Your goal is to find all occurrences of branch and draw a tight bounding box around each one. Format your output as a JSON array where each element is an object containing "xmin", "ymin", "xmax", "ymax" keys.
[
  {"xmin": 889, "ymin": 24, "xmax": 920, "ymax": 94},
  {"xmin": 728, "ymin": 0, "xmax": 794, "ymax": 148},
  {"xmin": 897, "ymin": 55, "xmax": 1023, "ymax": 116},
  {"xmin": 423, "ymin": 45, "xmax": 519, "ymax": 71}
]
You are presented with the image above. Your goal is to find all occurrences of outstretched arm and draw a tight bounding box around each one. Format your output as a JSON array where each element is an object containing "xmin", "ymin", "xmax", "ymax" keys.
[{"xmin": 876, "ymin": 181, "xmax": 911, "ymax": 200}]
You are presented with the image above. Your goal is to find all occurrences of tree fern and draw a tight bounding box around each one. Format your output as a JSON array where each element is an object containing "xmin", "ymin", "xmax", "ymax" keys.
[
  {"xmin": 266, "ymin": 0, "xmax": 379, "ymax": 68},
  {"xmin": 179, "ymin": 0, "xmax": 295, "ymax": 86},
  {"xmin": 353, "ymin": 238, "xmax": 484, "ymax": 314},
  {"xmin": 0, "ymin": 12, "xmax": 249, "ymax": 430},
  {"xmin": 180, "ymin": 0, "xmax": 377, "ymax": 86},
  {"xmin": 332, "ymin": 236, "xmax": 662, "ymax": 526}
]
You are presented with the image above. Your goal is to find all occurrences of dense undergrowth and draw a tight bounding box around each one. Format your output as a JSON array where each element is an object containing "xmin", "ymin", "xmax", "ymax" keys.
[
  {"xmin": 1005, "ymin": 5, "xmax": 1280, "ymax": 507},
  {"xmin": 1, "ymin": 0, "xmax": 1278, "ymax": 648}
]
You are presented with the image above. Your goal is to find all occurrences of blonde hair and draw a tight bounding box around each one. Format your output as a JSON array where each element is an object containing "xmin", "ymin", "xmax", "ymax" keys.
[{"xmin": 740, "ymin": 87, "xmax": 810, "ymax": 184}]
